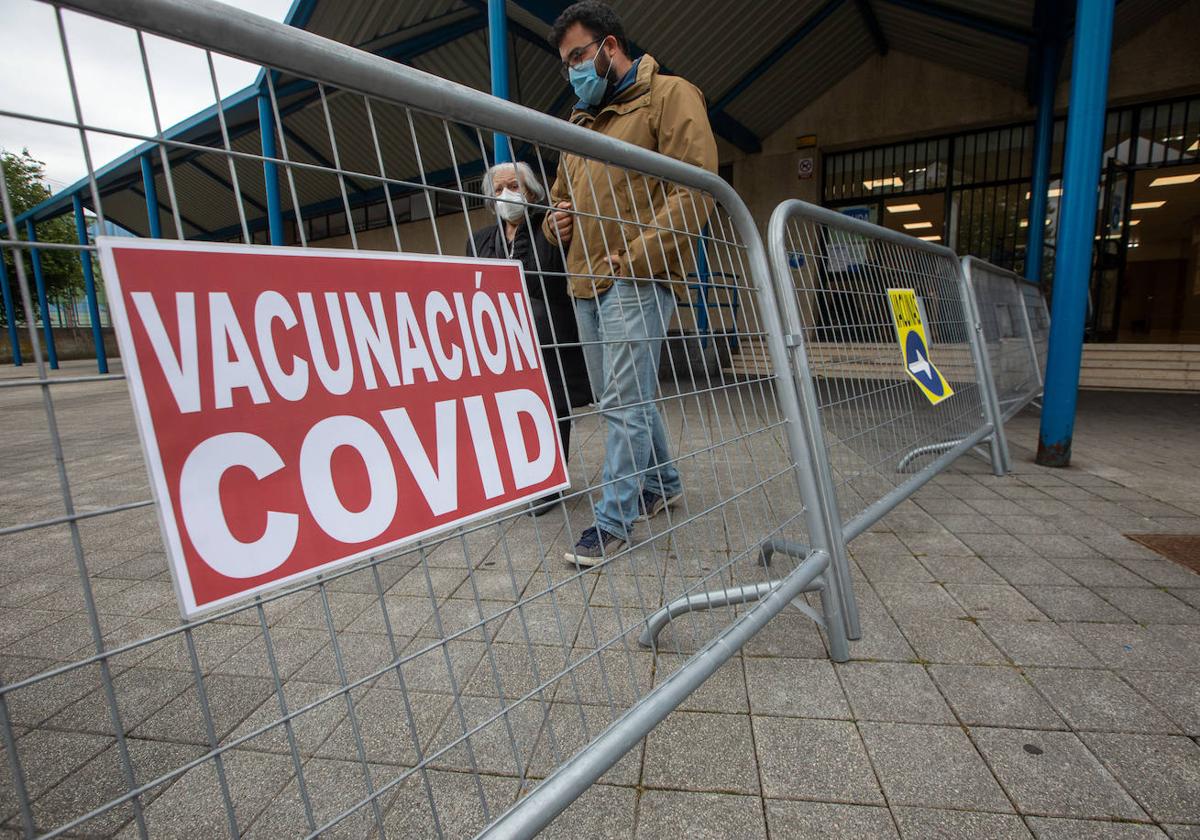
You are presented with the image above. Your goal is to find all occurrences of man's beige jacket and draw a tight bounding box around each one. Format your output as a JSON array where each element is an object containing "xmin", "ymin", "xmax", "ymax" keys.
[{"xmin": 543, "ymin": 55, "xmax": 719, "ymax": 300}]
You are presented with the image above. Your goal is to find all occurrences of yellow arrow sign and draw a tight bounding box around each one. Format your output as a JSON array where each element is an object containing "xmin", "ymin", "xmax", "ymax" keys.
[{"xmin": 887, "ymin": 288, "xmax": 954, "ymax": 406}]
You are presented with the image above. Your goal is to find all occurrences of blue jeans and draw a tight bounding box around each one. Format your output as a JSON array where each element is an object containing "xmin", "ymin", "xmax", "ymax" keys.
[{"xmin": 574, "ymin": 280, "xmax": 682, "ymax": 539}]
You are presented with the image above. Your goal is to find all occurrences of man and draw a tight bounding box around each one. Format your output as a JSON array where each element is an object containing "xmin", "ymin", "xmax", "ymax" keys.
[{"xmin": 543, "ymin": 0, "xmax": 719, "ymax": 567}]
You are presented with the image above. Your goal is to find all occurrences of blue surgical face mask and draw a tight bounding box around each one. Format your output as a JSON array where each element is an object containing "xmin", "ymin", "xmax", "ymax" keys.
[{"xmin": 569, "ymin": 55, "xmax": 611, "ymax": 107}]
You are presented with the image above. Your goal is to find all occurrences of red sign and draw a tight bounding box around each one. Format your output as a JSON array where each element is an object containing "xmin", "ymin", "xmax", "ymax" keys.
[{"xmin": 98, "ymin": 239, "xmax": 569, "ymax": 617}]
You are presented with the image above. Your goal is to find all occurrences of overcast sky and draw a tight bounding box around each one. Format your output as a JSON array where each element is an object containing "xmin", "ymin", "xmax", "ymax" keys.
[{"xmin": 0, "ymin": 0, "xmax": 293, "ymax": 191}]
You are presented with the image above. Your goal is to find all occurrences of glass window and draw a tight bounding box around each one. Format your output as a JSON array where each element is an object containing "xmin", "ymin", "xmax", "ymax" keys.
[{"xmin": 392, "ymin": 195, "xmax": 412, "ymax": 222}]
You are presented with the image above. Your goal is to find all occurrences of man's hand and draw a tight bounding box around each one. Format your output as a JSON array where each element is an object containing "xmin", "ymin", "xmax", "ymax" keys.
[
  {"xmin": 605, "ymin": 252, "xmax": 624, "ymax": 277},
  {"xmin": 549, "ymin": 201, "xmax": 573, "ymax": 244}
]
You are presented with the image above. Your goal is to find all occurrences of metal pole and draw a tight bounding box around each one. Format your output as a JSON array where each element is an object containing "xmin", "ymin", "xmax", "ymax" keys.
[
  {"xmin": 72, "ymin": 194, "xmax": 108, "ymax": 374},
  {"xmin": 139, "ymin": 152, "xmax": 162, "ymax": 239},
  {"xmin": 257, "ymin": 92, "xmax": 285, "ymax": 245},
  {"xmin": 24, "ymin": 220, "xmax": 58, "ymax": 370},
  {"xmin": 1036, "ymin": 0, "xmax": 1114, "ymax": 467},
  {"xmin": 1026, "ymin": 38, "xmax": 1057, "ymax": 286},
  {"xmin": 958, "ymin": 257, "xmax": 1010, "ymax": 475},
  {"xmin": 0, "ymin": 256, "xmax": 21, "ymax": 366},
  {"xmin": 771, "ymin": 201, "xmax": 917, "ymax": 643},
  {"xmin": 694, "ymin": 229, "xmax": 710, "ymax": 343},
  {"xmin": 488, "ymin": 0, "xmax": 512, "ymax": 163}
]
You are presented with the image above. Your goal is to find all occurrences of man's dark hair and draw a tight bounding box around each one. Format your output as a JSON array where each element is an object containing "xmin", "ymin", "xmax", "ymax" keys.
[{"xmin": 549, "ymin": 1, "xmax": 629, "ymax": 54}]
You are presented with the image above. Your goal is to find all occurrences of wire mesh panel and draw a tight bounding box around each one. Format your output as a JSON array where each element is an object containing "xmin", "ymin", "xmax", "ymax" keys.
[
  {"xmin": 767, "ymin": 201, "xmax": 999, "ymax": 540},
  {"xmin": 0, "ymin": 1, "xmax": 845, "ymax": 837},
  {"xmin": 962, "ymin": 257, "xmax": 1041, "ymax": 422},
  {"xmin": 1019, "ymin": 280, "xmax": 1050, "ymax": 386}
]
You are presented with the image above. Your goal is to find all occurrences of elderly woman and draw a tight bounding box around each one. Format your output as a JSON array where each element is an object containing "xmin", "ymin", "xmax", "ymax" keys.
[{"xmin": 468, "ymin": 161, "xmax": 590, "ymax": 514}]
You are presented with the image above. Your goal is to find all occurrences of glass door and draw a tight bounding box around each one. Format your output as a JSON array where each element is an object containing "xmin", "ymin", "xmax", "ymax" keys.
[{"xmin": 1090, "ymin": 159, "xmax": 1134, "ymax": 341}]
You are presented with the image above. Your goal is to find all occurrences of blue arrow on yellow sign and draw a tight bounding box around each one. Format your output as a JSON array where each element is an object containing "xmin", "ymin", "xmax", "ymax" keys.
[{"xmin": 887, "ymin": 287, "xmax": 954, "ymax": 405}]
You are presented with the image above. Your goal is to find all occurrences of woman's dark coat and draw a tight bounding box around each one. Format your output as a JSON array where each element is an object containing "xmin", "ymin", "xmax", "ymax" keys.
[{"xmin": 467, "ymin": 211, "xmax": 592, "ymax": 419}]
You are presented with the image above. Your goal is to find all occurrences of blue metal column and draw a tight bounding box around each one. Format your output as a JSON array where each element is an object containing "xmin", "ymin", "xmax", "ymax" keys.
[
  {"xmin": 72, "ymin": 194, "xmax": 108, "ymax": 374},
  {"xmin": 24, "ymin": 220, "xmax": 58, "ymax": 370},
  {"xmin": 0, "ymin": 256, "xmax": 21, "ymax": 366},
  {"xmin": 1036, "ymin": 0, "xmax": 1115, "ymax": 467},
  {"xmin": 257, "ymin": 92, "xmax": 285, "ymax": 245},
  {"xmin": 488, "ymin": 0, "xmax": 512, "ymax": 163},
  {"xmin": 139, "ymin": 153, "xmax": 162, "ymax": 239},
  {"xmin": 1026, "ymin": 38, "xmax": 1058, "ymax": 285}
]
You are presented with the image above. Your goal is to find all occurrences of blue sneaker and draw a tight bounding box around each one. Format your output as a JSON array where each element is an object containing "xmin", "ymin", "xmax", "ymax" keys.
[
  {"xmin": 634, "ymin": 489, "xmax": 683, "ymax": 522},
  {"xmin": 564, "ymin": 526, "xmax": 625, "ymax": 568}
]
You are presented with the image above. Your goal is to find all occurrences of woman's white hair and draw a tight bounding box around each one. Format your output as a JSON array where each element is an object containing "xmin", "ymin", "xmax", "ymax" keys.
[{"xmin": 481, "ymin": 161, "xmax": 546, "ymax": 204}]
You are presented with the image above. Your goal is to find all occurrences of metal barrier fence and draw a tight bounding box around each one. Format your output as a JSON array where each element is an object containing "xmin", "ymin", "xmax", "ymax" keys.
[
  {"xmin": 961, "ymin": 257, "xmax": 1046, "ymax": 423},
  {"xmin": 767, "ymin": 201, "xmax": 1008, "ymax": 545},
  {"xmin": 0, "ymin": 1, "xmax": 849, "ymax": 838}
]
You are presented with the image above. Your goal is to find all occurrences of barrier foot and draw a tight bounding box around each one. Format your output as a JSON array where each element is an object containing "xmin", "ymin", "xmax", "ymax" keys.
[
  {"xmin": 637, "ymin": 544, "xmax": 822, "ymax": 649},
  {"xmin": 897, "ymin": 439, "xmax": 961, "ymax": 472},
  {"xmin": 760, "ymin": 538, "xmax": 809, "ymax": 566},
  {"xmin": 898, "ymin": 439, "xmax": 993, "ymax": 473},
  {"xmin": 763, "ymin": 538, "xmax": 860, "ymax": 646}
]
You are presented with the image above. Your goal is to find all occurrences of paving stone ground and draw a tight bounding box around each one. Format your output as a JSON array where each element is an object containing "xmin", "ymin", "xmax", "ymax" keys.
[{"xmin": 2, "ymin": 362, "xmax": 1199, "ymax": 839}]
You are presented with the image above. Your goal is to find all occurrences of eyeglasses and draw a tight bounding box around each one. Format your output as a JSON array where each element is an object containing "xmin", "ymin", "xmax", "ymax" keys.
[{"xmin": 558, "ymin": 37, "xmax": 604, "ymax": 80}]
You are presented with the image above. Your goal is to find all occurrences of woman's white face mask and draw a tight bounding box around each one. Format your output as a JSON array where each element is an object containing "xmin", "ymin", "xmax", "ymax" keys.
[{"xmin": 495, "ymin": 187, "xmax": 526, "ymax": 222}]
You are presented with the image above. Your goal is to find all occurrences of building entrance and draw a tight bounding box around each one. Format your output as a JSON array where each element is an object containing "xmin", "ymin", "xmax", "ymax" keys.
[
  {"xmin": 821, "ymin": 94, "xmax": 1200, "ymax": 345},
  {"xmin": 1095, "ymin": 159, "xmax": 1200, "ymax": 343}
]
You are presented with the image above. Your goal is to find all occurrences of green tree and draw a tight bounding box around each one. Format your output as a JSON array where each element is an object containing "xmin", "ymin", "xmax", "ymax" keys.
[{"xmin": 2, "ymin": 148, "xmax": 84, "ymax": 325}]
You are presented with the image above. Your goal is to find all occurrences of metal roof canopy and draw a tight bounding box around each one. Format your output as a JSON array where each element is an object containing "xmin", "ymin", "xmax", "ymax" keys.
[{"xmin": 8, "ymin": 0, "xmax": 1181, "ymax": 236}]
